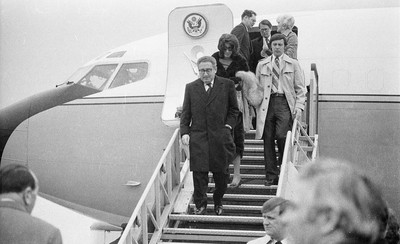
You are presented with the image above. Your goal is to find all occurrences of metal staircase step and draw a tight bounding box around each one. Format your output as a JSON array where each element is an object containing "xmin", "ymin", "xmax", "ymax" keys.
[
  {"xmin": 244, "ymin": 139, "xmax": 263, "ymax": 144},
  {"xmin": 235, "ymin": 173, "xmax": 265, "ymax": 179},
  {"xmin": 209, "ymin": 173, "xmax": 265, "ymax": 180},
  {"xmin": 244, "ymin": 146, "xmax": 264, "ymax": 153},
  {"xmin": 189, "ymin": 204, "xmax": 262, "ymax": 212},
  {"xmin": 242, "ymin": 155, "xmax": 264, "ymax": 161},
  {"xmin": 206, "ymin": 193, "xmax": 274, "ymax": 201},
  {"xmin": 160, "ymin": 234, "xmax": 256, "ymax": 243},
  {"xmin": 169, "ymin": 214, "xmax": 263, "ymax": 224},
  {"xmin": 229, "ymin": 164, "xmax": 265, "ymax": 170},
  {"xmin": 163, "ymin": 227, "xmax": 265, "ymax": 237},
  {"xmin": 158, "ymin": 242, "xmax": 211, "ymax": 244},
  {"xmin": 208, "ymin": 183, "xmax": 277, "ymax": 190}
]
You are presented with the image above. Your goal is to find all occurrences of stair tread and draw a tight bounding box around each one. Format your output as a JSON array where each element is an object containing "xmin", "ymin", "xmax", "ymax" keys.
[
  {"xmin": 209, "ymin": 173, "xmax": 266, "ymax": 179},
  {"xmin": 163, "ymin": 227, "xmax": 265, "ymax": 236},
  {"xmin": 188, "ymin": 204, "xmax": 262, "ymax": 211},
  {"xmin": 228, "ymin": 164, "xmax": 265, "ymax": 169},
  {"xmin": 169, "ymin": 214, "xmax": 263, "ymax": 224},
  {"xmin": 160, "ymin": 234, "xmax": 255, "ymax": 243},
  {"xmin": 242, "ymin": 155, "xmax": 264, "ymax": 160},
  {"xmin": 208, "ymin": 183, "xmax": 277, "ymax": 190},
  {"xmin": 159, "ymin": 242, "xmax": 218, "ymax": 244},
  {"xmin": 206, "ymin": 193, "xmax": 274, "ymax": 200}
]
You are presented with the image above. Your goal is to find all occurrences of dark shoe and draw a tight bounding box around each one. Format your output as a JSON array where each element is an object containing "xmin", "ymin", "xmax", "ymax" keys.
[
  {"xmin": 194, "ymin": 206, "xmax": 206, "ymax": 215},
  {"xmin": 214, "ymin": 205, "xmax": 223, "ymax": 215},
  {"xmin": 264, "ymin": 178, "xmax": 279, "ymax": 186}
]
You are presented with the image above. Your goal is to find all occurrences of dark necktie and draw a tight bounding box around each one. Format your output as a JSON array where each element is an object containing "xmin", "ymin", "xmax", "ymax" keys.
[
  {"xmin": 206, "ymin": 83, "xmax": 212, "ymax": 95},
  {"xmin": 272, "ymin": 57, "xmax": 280, "ymax": 93}
]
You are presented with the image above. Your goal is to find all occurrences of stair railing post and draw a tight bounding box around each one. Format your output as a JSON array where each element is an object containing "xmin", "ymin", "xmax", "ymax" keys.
[
  {"xmin": 141, "ymin": 203, "xmax": 148, "ymax": 244},
  {"xmin": 308, "ymin": 69, "xmax": 315, "ymax": 137},
  {"xmin": 155, "ymin": 170, "xmax": 161, "ymax": 227}
]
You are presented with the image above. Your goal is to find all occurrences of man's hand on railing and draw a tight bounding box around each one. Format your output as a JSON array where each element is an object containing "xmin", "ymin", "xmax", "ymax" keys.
[{"xmin": 182, "ymin": 134, "xmax": 190, "ymax": 145}]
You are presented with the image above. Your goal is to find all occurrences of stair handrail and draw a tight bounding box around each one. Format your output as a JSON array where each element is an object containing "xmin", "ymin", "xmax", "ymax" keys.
[
  {"xmin": 277, "ymin": 63, "xmax": 319, "ymax": 200},
  {"xmin": 291, "ymin": 118, "xmax": 319, "ymax": 164},
  {"xmin": 306, "ymin": 63, "xmax": 319, "ymax": 136},
  {"xmin": 276, "ymin": 130, "xmax": 293, "ymax": 198},
  {"xmin": 118, "ymin": 128, "xmax": 184, "ymax": 244}
]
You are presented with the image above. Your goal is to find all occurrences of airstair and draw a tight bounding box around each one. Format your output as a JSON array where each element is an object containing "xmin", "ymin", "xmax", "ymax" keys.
[{"xmin": 117, "ymin": 65, "xmax": 319, "ymax": 244}]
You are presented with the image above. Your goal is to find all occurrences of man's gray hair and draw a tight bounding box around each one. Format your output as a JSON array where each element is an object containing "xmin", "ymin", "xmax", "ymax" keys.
[
  {"xmin": 261, "ymin": 197, "xmax": 289, "ymax": 215},
  {"xmin": 299, "ymin": 158, "xmax": 386, "ymax": 243},
  {"xmin": 197, "ymin": 56, "xmax": 217, "ymax": 69}
]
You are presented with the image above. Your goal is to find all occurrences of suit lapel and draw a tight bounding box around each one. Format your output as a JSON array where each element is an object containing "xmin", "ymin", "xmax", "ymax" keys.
[
  {"xmin": 207, "ymin": 76, "xmax": 221, "ymax": 105},
  {"xmin": 282, "ymin": 54, "xmax": 294, "ymax": 74},
  {"xmin": 194, "ymin": 79, "xmax": 209, "ymax": 104}
]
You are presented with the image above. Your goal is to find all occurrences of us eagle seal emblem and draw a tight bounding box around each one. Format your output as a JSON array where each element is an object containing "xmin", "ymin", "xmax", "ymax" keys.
[{"xmin": 183, "ymin": 13, "xmax": 208, "ymax": 38}]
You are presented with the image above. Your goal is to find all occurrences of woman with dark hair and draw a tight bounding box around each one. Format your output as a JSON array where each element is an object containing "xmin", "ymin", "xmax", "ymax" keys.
[{"xmin": 211, "ymin": 33, "xmax": 253, "ymax": 188}]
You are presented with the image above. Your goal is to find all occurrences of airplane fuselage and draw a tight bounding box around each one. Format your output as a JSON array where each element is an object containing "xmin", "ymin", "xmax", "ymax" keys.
[{"xmin": 1, "ymin": 3, "xmax": 399, "ymax": 224}]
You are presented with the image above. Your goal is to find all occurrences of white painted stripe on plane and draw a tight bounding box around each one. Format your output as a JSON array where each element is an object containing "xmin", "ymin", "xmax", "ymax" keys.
[{"xmin": 63, "ymin": 95, "xmax": 165, "ymax": 105}]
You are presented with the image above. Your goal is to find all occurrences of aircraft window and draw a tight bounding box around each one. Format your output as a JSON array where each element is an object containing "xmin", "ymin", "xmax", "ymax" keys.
[
  {"xmin": 66, "ymin": 66, "xmax": 92, "ymax": 83},
  {"xmin": 109, "ymin": 62, "xmax": 148, "ymax": 89},
  {"xmin": 107, "ymin": 51, "xmax": 126, "ymax": 58},
  {"xmin": 77, "ymin": 64, "xmax": 118, "ymax": 90}
]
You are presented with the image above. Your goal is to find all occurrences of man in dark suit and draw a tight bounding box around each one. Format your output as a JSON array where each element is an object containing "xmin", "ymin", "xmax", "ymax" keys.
[
  {"xmin": 247, "ymin": 197, "xmax": 289, "ymax": 244},
  {"xmin": 180, "ymin": 56, "xmax": 239, "ymax": 216},
  {"xmin": 0, "ymin": 164, "xmax": 63, "ymax": 244},
  {"xmin": 231, "ymin": 10, "xmax": 257, "ymax": 62},
  {"xmin": 250, "ymin": 19, "xmax": 273, "ymax": 73}
]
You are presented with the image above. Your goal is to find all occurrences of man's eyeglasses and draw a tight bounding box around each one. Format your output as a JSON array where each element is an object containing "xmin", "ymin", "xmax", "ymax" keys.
[{"xmin": 199, "ymin": 68, "xmax": 213, "ymax": 74}]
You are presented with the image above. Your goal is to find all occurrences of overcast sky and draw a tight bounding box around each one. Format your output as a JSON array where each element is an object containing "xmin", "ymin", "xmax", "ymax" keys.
[{"xmin": 0, "ymin": 0, "xmax": 398, "ymax": 107}]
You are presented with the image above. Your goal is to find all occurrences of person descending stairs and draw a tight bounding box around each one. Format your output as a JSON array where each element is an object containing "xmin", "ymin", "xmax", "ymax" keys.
[{"xmin": 159, "ymin": 130, "xmax": 277, "ymax": 244}]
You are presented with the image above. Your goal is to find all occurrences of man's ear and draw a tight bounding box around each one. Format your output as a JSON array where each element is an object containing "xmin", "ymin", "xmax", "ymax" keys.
[
  {"xmin": 315, "ymin": 208, "xmax": 340, "ymax": 235},
  {"xmin": 22, "ymin": 186, "xmax": 34, "ymax": 206}
]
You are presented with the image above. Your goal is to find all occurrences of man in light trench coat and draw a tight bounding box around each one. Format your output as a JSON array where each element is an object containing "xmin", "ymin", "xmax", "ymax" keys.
[{"xmin": 252, "ymin": 33, "xmax": 306, "ymax": 185}]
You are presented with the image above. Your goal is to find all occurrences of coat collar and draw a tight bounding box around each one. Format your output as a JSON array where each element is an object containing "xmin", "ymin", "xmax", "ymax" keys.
[
  {"xmin": 262, "ymin": 53, "xmax": 293, "ymax": 65},
  {"xmin": 240, "ymin": 22, "xmax": 248, "ymax": 32},
  {"xmin": 194, "ymin": 76, "xmax": 223, "ymax": 105},
  {"xmin": 0, "ymin": 195, "xmax": 28, "ymax": 213},
  {"xmin": 259, "ymin": 54, "xmax": 295, "ymax": 74}
]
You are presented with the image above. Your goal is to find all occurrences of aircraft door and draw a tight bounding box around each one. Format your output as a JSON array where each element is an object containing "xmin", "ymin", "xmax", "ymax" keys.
[{"xmin": 161, "ymin": 4, "xmax": 233, "ymax": 126}]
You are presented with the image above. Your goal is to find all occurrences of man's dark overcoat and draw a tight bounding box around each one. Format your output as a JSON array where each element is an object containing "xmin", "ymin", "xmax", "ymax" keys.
[
  {"xmin": 0, "ymin": 197, "xmax": 63, "ymax": 244},
  {"xmin": 231, "ymin": 23, "xmax": 252, "ymax": 62},
  {"xmin": 180, "ymin": 76, "xmax": 239, "ymax": 173},
  {"xmin": 250, "ymin": 36, "xmax": 272, "ymax": 73}
]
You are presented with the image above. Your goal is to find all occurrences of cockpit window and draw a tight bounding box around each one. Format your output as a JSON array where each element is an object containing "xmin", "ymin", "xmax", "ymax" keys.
[
  {"xmin": 109, "ymin": 62, "xmax": 148, "ymax": 89},
  {"xmin": 77, "ymin": 64, "xmax": 118, "ymax": 90},
  {"xmin": 66, "ymin": 66, "xmax": 92, "ymax": 83},
  {"xmin": 106, "ymin": 51, "xmax": 126, "ymax": 58}
]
